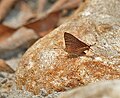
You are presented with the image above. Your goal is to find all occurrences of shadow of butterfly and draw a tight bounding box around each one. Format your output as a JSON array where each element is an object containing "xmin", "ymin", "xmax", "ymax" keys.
[{"xmin": 64, "ymin": 32, "xmax": 91, "ymax": 57}]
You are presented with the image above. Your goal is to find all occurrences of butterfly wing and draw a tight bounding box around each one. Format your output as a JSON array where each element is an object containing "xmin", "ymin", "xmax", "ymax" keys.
[{"xmin": 64, "ymin": 32, "xmax": 90, "ymax": 56}]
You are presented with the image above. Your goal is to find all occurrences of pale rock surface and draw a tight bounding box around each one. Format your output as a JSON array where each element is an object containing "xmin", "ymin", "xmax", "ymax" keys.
[{"xmin": 58, "ymin": 80, "xmax": 120, "ymax": 98}]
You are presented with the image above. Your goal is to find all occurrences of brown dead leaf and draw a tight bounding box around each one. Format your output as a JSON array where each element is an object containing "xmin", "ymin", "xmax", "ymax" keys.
[
  {"xmin": 25, "ymin": 11, "xmax": 61, "ymax": 36},
  {"xmin": 57, "ymin": 16, "xmax": 69, "ymax": 26},
  {"xmin": 0, "ymin": 59, "xmax": 15, "ymax": 73},
  {"xmin": 0, "ymin": 24, "xmax": 15, "ymax": 42},
  {"xmin": 38, "ymin": 29, "xmax": 52, "ymax": 37}
]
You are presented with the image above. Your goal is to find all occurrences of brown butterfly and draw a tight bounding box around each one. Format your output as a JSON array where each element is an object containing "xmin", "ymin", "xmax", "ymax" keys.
[{"xmin": 64, "ymin": 32, "xmax": 91, "ymax": 57}]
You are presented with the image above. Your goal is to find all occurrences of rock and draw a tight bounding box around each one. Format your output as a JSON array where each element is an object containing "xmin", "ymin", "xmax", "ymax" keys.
[
  {"xmin": 16, "ymin": 0, "xmax": 120, "ymax": 95},
  {"xmin": 58, "ymin": 80, "xmax": 120, "ymax": 98}
]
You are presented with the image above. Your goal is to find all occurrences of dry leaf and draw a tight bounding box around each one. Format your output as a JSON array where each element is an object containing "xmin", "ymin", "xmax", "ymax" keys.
[
  {"xmin": 38, "ymin": 29, "xmax": 52, "ymax": 37},
  {"xmin": 0, "ymin": 59, "xmax": 14, "ymax": 73},
  {"xmin": 0, "ymin": 24, "xmax": 15, "ymax": 42},
  {"xmin": 25, "ymin": 11, "xmax": 60, "ymax": 35}
]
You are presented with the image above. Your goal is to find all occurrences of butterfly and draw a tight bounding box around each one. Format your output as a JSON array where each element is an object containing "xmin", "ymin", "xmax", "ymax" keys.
[{"xmin": 64, "ymin": 32, "xmax": 91, "ymax": 57}]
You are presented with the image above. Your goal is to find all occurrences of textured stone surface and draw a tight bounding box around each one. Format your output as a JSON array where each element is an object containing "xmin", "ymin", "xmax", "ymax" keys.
[
  {"xmin": 16, "ymin": 0, "xmax": 120, "ymax": 95},
  {"xmin": 58, "ymin": 80, "xmax": 120, "ymax": 98}
]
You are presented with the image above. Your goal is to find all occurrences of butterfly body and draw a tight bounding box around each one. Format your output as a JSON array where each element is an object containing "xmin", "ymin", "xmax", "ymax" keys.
[{"xmin": 64, "ymin": 32, "xmax": 90, "ymax": 57}]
